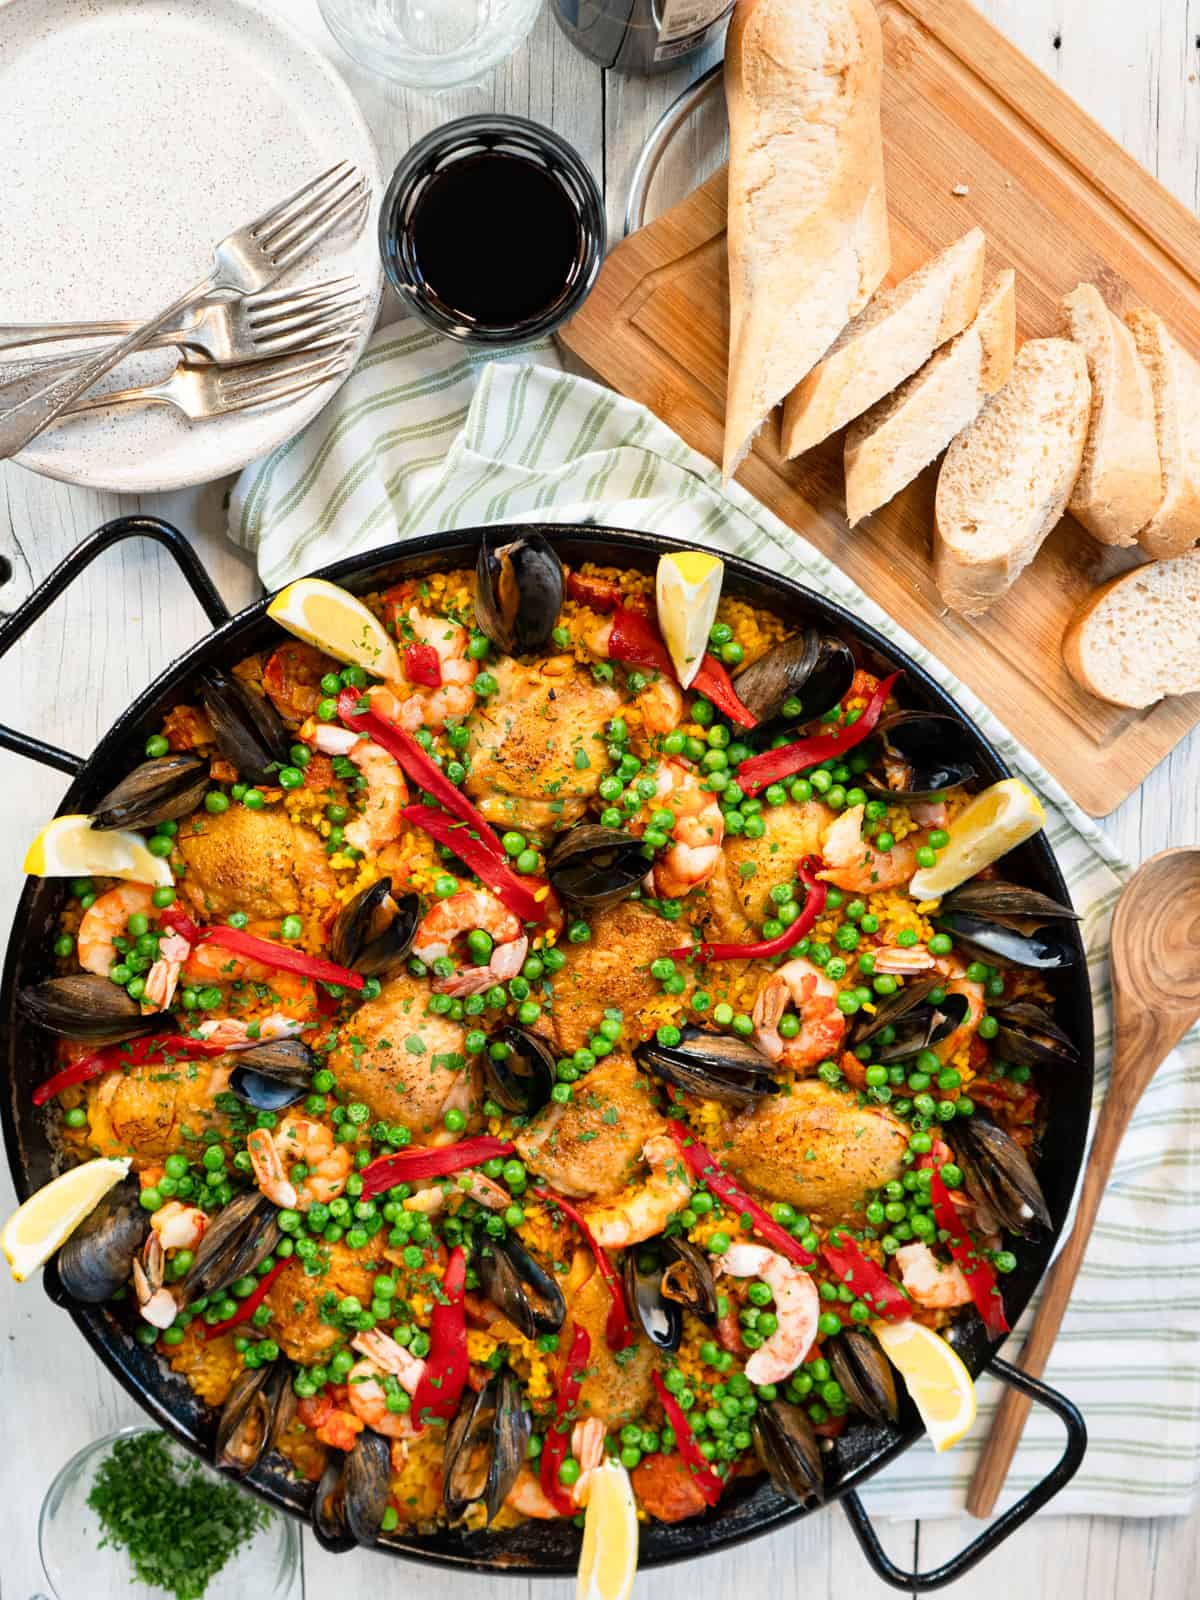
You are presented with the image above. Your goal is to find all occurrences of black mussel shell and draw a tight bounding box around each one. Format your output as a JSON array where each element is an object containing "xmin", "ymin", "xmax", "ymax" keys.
[
  {"xmin": 475, "ymin": 1233, "xmax": 565, "ymax": 1339},
  {"xmin": 328, "ymin": 878, "xmax": 420, "ymax": 978},
  {"xmin": 660, "ymin": 1236, "xmax": 717, "ymax": 1323},
  {"xmin": 941, "ymin": 879, "xmax": 1079, "ymax": 927},
  {"xmin": 482, "ymin": 1026, "xmax": 556, "ymax": 1116},
  {"xmin": 862, "ymin": 711, "xmax": 977, "ymax": 801},
  {"xmin": 443, "ymin": 1366, "xmax": 531, "ymax": 1525},
  {"xmin": 181, "ymin": 1191, "xmax": 281, "ymax": 1303},
  {"xmin": 56, "ymin": 1176, "xmax": 149, "ymax": 1303},
  {"xmin": 634, "ymin": 1024, "xmax": 778, "ymax": 1105},
  {"xmin": 229, "ymin": 1039, "xmax": 316, "ymax": 1112},
  {"xmin": 18, "ymin": 975, "xmax": 171, "ymax": 1043},
  {"xmin": 311, "ymin": 1454, "xmax": 356, "ymax": 1554},
  {"xmin": 545, "ymin": 825, "xmax": 648, "ymax": 912},
  {"xmin": 933, "ymin": 911, "xmax": 1077, "ymax": 971},
  {"xmin": 871, "ymin": 993, "xmax": 969, "ymax": 1064},
  {"xmin": 91, "ymin": 753, "xmax": 209, "ymax": 831},
  {"xmin": 216, "ymin": 1360, "xmax": 288, "ymax": 1477},
  {"xmin": 475, "ymin": 531, "xmax": 564, "ymax": 656},
  {"xmin": 949, "ymin": 1118, "xmax": 1051, "ymax": 1238},
  {"xmin": 752, "ymin": 1400, "xmax": 825, "ymax": 1504},
  {"xmin": 624, "ymin": 1249, "xmax": 683, "ymax": 1352},
  {"xmin": 199, "ymin": 668, "xmax": 290, "ymax": 787},
  {"xmin": 734, "ymin": 631, "xmax": 855, "ymax": 737},
  {"xmin": 827, "ymin": 1330, "xmax": 899, "ymax": 1425},
  {"xmin": 989, "ymin": 1001, "xmax": 1080, "ymax": 1068},
  {"xmin": 344, "ymin": 1429, "xmax": 393, "ymax": 1546},
  {"xmin": 851, "ymin": 971, "xmax": 942, "ymax": 1046}
]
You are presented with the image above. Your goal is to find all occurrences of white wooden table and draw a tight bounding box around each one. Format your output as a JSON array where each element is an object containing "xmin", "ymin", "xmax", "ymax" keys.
[{"xmin": 1, "ymin": 2, "xmax": 1197, "ymax": 1596}]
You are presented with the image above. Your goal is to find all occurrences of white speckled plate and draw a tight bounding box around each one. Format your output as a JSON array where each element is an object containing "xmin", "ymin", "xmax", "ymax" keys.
[{"xmin": 0, "ymin": 0, "xmax": 383, "ymax": 493}]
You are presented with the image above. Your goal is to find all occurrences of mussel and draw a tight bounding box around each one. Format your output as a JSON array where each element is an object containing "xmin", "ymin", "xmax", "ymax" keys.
[
  {"xmin": 475, "ymin": 530, "xmax": 564, "ymax": 656},
  {"xmin": 949, "ymin": 1117, "xmax": 1051, "ymax": 1239},
  {"xmin": 181, "ymin": 1191, "xmax": 281, "ymax": 1303},
  {"xmin": 91, "ymin": 753, "xmax": 209, "ymax": 831},
  {"xmin": 941, "ymin": 880, "xmax": 1079, "ymax": 927},
  {"xmin": 733, "ymin": 630, "xmax": 855, "ymax": 736},
  {"xmin": 752, "ymin": 1400, "xmax": 825, "ymax": 1504},
  {"xmin": 328, "ymin": 879, "xmax": 420, "ymax": 978},
  {"xmin": 311, "ymin": 1430, "xmax": 392, "ymax": 1552},
  {"xmin": 860, "ymin": 710, "xmax": 978, "ymax": 802},
  {"xmin": 545, "ymin": 824, "xmax": 648, "ymax": 912},
  {"xmin": 932, "ymin": 911, "xmax": 1077, "ymax": 971},
  {"xmin": 634, "ymin": 1025, "xmax": 778, "ymax": 1105},
  {"xmin": 474, "ymin": 1233, "xmax": 565, "ymax": 1340},
  {"xmin": 826, "ymin": 1330, "xmax": 899, "ymax": 1425},
  {"xmin": 229, "ymin": 1039, "xmax": 315, "ymax": 1113},
  {"xmin": 199, "ymin": 668, "xmax": 290, "ymax": 787},
  {"xmin": 18, "ymin": 974, "xmax": 171, "ymax": 1043},
  {"xmin": 443, "ymin": 1366, "xmax": 531, "ymax": 1525},
  {"xmin": 482, "ymin": 1026, "xmax": 556, "ymax": 1117},
  {"xmin": 850, "ymin": 972, "xmax": 966, "ymax": 1062},
  {"xmin": 56, "ymin": 1176, "xmax": 149, "ymax": 1303},
  {"xmin": 624, "ymin": 1236, "xmax": 717, "ymax": 1352},
  {"xmin": 215, "ymin": 1359, "xmax": 290, "ymax": 1477},
  {"xmin": 988, "ymin": 1000, "xmax": 1080, "ymax": 1068}
]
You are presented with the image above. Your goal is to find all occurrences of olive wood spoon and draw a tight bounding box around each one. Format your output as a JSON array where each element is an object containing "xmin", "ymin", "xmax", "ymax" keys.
[{"xmin": 967, "ymin": 848, "xmax": 1200, "ymax": 1518}]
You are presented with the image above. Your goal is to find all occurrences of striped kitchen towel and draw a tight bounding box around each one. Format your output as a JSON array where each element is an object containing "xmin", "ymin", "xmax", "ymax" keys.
[{"xmin": 230, "ymin": 319, "xmax": 1200, "ymax": 1518}]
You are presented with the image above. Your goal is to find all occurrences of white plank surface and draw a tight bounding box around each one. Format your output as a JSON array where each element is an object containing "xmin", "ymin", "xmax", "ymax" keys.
[{"xmin": 0, "ymin": 2, "xmax": 1197, "ymax": 1597}]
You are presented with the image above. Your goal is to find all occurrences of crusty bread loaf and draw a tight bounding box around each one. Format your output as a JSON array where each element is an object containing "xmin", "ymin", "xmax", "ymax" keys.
[
  {"xmin": 1125, "ymin": 308, "xmax": 1200, "ymax": 559},
  {"xmin": 933, "ymin": 338, "xmax": 1091, "ymax": 614},
  {"xmin": 1059, "ymin": 284, "xmax": 1161, "ymax": 547},
  {"xmin": 844, "ymin": 269, "xmax": 1015, "ymax": 526},
  {"xmin": 723, "ymin": 0, "xmax": 889, "ymax": 480},
  {"xmin": 1063, "ymin": 549, "xmax": 1200, "ymax": 707},
  {"xmin": 781, "ymin": 229, "xmax": 985, "ymax": 459}
]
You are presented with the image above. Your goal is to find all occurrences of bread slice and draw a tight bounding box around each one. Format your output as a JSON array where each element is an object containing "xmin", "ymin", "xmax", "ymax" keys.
[
  {"xmin": 933, "ymin": 338, "xmax": 1091, "ymax": 615},
  {"xmin": 844, "ymin": 269, "xmax": 1016, "ymax": 526},
  {"xmin": 1063, "ymin": 549, "xmax": 1200, "ymax": 707},
  {"xmin": 781, "ymin": 229, "xmax": 986, "ymax": 459},
  {"xmin": 1059, "ymin": 284, "xmax": 1161, "ymax": 547},
  {"xmin": 1125, "ymin": 308, "xmax": 1200, "ymax": 559},
  {"xmin": 723, "ymin": 0, "xmax": 889, "ymax": 480}
]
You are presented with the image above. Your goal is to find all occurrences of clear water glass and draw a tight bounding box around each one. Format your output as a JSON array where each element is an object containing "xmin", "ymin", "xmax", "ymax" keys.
[{"xmin": 318, "ymin": 0, "xmax": 543, "ymax": 90}]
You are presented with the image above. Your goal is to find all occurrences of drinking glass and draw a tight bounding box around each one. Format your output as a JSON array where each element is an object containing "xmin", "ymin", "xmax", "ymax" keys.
[{"xmin": 318, "ymin": 0, "xmax": 544, "ymax": 90}]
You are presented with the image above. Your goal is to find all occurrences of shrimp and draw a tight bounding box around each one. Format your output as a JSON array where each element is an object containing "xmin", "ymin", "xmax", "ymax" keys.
[
  {"xmin": 193, "ymin": 1012, "xmax": 307, "ymax": 1049},
  {"xmin": 385, "ymin": 609, "xmax": 478, "ymax": 732},
  {"xmin": 505, "ymin": 1467, "xmax": 565, "ymax": 1519},
  {"xmin": 344, "ymin": 740, "xmax": 409, "ymax": 853},
  {"xmin": 414, "ymin": 887, "xmax": 522, "ymax": 968},
  {"xmin": 142, "ymin": 931, "xmax": 191, "ymax": 1012},
  {"xmin": 894, "ymin": 1242, "xmax": 972, "ymax": 1309},
  {"xmin": 150, "ymin": 1201, "xmax": 207, "ymax": 1252},
  {"xmin": 343, "ymin": 1329, "xmax": 427, "ymax": 1440},
  {"xmin": 581, "ymin": 1134, "xmax": 693, "ymax": 1247},
  {"xmin": 871, "ymin": 945, "xmax": 938, "ymax": 975},
  {"xmin": 432, "ymin": 935, "xmax": 529, "ymax": 997},
  {"xmin": 403, "ymin": 1172, "xmax": 511, "ymax": 1214},
  {"xmin": 718, "ymin": 1242, "xmax": 821, "ymax": 1384},
  {"xmin": 818, "ymin": 804, "xmax": 920, "ymax": 894},
  {"xmin": 629, "ymin": 760, "xmax": 724, "ymax": 899},
  {"xmin": 77, "ymin": 883, "xmax": 155, "ymax": 977},
  {"xmin": 247, "ymin": 1115, "xmax": 353, "ymax": 1211},
  {"xmin": 752, "ymin": 957, "xmax": 847, "ymax": 1072}
]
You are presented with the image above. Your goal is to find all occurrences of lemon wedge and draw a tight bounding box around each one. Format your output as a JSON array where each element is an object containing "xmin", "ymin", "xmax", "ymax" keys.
[
  {"xmin": 908, "ymin": 777, "xmax": 1046, "ymax": 899},
  {"xmin": 24, "ymin": 815, "xmax": 173, "ymax": 888},
  {"xmin": 267, "ymin": 577, "xmax": 401, "ymax": 682},
  {"xmin": 3, "ymin": 1157, "xmax": 131, "ymax": 1282},
  {"xmin": 873, "ymin": 1320, "xmax": 977, "ymax": 1451},
  {"xmin": 576, "ymin": 1459, "xmax": 638, "ymax": 1600},
  {"xmin": 656, "ymin": 551, "xmax": 724, "ymax": 690}
]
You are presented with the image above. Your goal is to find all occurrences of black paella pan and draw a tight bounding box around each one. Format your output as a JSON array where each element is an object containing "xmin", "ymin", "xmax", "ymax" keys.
[{"xmin": 0, "ymin": 516, "xmax": 1090, "ymax": 1591}]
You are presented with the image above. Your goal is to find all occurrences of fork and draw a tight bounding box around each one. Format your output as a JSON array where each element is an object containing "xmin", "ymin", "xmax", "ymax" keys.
[{"xmin": 0, "ymin": 159, "xmax": 369, "ymax": 459}]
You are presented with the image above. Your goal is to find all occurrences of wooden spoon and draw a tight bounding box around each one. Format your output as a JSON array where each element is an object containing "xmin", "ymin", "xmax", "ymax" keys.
[{"xmin": 967, "ymin": 848, "xmax": 1200, "ymax": 1518}]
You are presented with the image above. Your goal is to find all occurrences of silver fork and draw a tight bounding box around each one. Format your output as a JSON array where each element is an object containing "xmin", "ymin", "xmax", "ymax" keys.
[{"xmin": 0, "ymin": 159, "xmax": 369, "ymax": 459}]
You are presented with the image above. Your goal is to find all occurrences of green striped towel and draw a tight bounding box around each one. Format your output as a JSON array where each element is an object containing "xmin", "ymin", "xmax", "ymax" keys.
[{"xmin": 231, "ymin": 320, "xmax": 1200, "ymax": 1518}]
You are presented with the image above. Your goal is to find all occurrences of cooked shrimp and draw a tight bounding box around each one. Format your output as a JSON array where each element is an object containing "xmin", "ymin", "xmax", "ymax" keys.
[
  {"xmin": 872, "ymin": 945, "xmax": 938, "ymax": 975},
  {"xmin": 582, "ymin": 1134, "xmax": 693, "ymax": 1247},
  {"xmin": 752, "ymin": 957, "xmax": 847, "ymax": 1072},
  {"xmin": 77, "ymin": 883, "xmax": 155, "ymax": 977},
  {"xmin": 895, "ymin": 1241, "xmax": 972, "ymax": 1309},
  {"xmin": 413, "ymin": 887, "xmax": 521, "ymax": 966},
  {"xmin": 194, "ymin": 1013, "xmax": 307, "ymax": 1048},
  {"xmin": 571, "ymin": 1417, "xmax": 608, "ymax": 1506},
  {"xmin": 344, "ymin": 1360, "xmax": 421, "ymax": 1440},
  {"xmin": 637, "ymin": 677, "xmax": 684, "ymax": 735},
  {"xmin": 818, "ymin": 804, "xmax": 920, "ymax": 893},
  {"xmin": 344, "ymin": 739, "xmax": 409, "ymax": 853},
  {"xmin": 150, "ymin": 1201, "xmax": 207, "ymax": 1252},
  {"xmin": 382, "ymin": 610, "xmax": 478, "ymax": 732},
  {"xmin": 432, "ymin": 935, "xmax": 529, "ymax": 996},
  {"xmin": 403, "ymin": 1172, "xmax": 511, "ymax": 1214},
  {"xmin": 718, "ymin": 1242, "xmax": 821, "ymax": 1384},
  {"xmin": 627, "ymin": 759, "xmax": 724, "ymax": 899},
  {"xmin": 247, "ymin": 1115, "xmax": 353, "ymax": 1211},
  {"xmin": 505, "ymin": 1467, "xmax": 565, "ymax": 1519},
  {"xmin": 142, "ymin": 931, "xmax": 191, "ymax": 1012}
]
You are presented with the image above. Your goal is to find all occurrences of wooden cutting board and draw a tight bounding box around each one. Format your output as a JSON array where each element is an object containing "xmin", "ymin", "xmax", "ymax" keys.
[{"xmin": 560, "ymin": 0, "xmax": 1200, "ymax": 817}]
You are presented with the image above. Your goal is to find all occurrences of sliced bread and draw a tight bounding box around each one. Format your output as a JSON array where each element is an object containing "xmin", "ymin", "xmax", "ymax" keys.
[
  {"xmin": 1125, "ymin": 308, "xmax": 1200, "ymax": 559},
  {"xmin": 844, "ymin": 269, "xmax": 1016, "ymax": 526},
  {"xmin": 1063, "ymin": 549, "xmax": 1200, "ymax": 707},
  {"xmin": 933, "ymin": 338, "xmax": 1091, "ymax": 615},
  {"xmin": 1060, "ymin": 284, "xmax": 1161, "ymax": 547},
  {"xmin": 781, "ymin": 229, "xmax": 986, "ymax": 459},
  {"xmin": 723, "ymin": 0, "xmax": 889, "ymax": 480}
]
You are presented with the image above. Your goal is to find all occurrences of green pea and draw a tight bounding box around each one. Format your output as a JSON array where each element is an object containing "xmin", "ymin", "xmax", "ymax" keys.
[
  {"xmin": 243, "ymin": 788, "xmax": 265, "ymax": 810},
  {"xmin": 144, "ymin": 734, "xmax": 169, "ymax": 759},
  {"xmin": 280, "ymin": 915, "xmax": 302, "ymax": 941}
]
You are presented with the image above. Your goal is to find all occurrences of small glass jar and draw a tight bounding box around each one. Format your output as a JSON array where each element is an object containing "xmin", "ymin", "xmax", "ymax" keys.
[{"xmin": 317, "ymin": 0, "xmax": 543, "ymax": 91}]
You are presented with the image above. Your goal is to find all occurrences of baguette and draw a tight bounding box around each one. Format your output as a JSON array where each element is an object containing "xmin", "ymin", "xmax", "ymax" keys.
[
  {"xmin": 933, "ymin": 338, "xmax": 1091, "ymax": 615},
  {"xmin": 1060, "ymin": 284, "xmax": 1161, "ymax": 547},
  {"xmin": 1125, "ymin": 307, "xmax": 1200, "ymax": 559},
  {"xmin": 844, "ymin": 269, "xmax": 1016, "ymax": 526},
  {"xmin": 723, "ymin": 0, "xmax": 889, "ymax": 480},
  {"xmin": 781, "ymin": 229, "xmax": 986, "ymax": 459},
  {"xmin": 1063, "ymin": 550, "xmax": 1200, "ymax": 707}
]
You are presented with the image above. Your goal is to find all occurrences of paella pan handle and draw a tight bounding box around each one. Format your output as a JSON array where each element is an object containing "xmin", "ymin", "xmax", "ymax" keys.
[
  {"xmin": 840, "ymin": 1357, "xmax": 1087, "ymax": 1593},
  {"xmin": 0, "ymin": 515, "xmax": 230, "ymax": 776}
]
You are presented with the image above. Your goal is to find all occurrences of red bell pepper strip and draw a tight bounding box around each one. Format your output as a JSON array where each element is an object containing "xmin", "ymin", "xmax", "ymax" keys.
[
  {"xmin": 203, "ymin": 1257, "xmax": 289, "ymax": 1340},
  {"xmin": 606, "ymin": 605, "xmax": 757, "ymax": 730},
  {"xmin": 359, "ymin": 1136, "xmax": 516, "ymax": 1199},
  {"xmin": 822, "ymin": 1231, "xmax": 912, "ymax": 1323},
  {"xmin": 532, "ymin": 1187, "xmax": 634, "ymax": 1350},
  {"xmin": 564, "ymin": 572, "xmax": 631, "ymax": 613},
  {"xmin": 159, "ymin": 906, "xmax": 202, "ymax": 945},
  {"xmin": 737, "ymin": 671, "xmax": 901, "ymax": 795},
  {"xmin": 32, "ymin": 1033, "xmax": 226, "ymax": 1107},
  {"xmin": 673, "ymin": 856, "xmax": 826, "ymax": 963},
  {"xmin": 651, "ymin": 1372, "xmax": 725, "ymax": 1508},
  {"xmin": 402, "ymin": 805, "xmax": 550, "ymax": 926},
  {"xmin": 665, "ymin": 1122, "xmax": 816, "ymax": 1267},
  {"xmin": 930, "ymin": 1169, "xmax": 1010, "ymax": 1338},
  {"xmin": 411, "ymin": 1246, "xmax": 470, "ymax": 1428},
  {"xmin": 197, "ymin": 926, "xmax": 364, "ymax": 992},
  {"xmin": 404, "ymin": 643, "xmax": 442, "ymax": 687},
  {"xmin": 540, "ymin": 1324, "xmax": 591, "ymax": 1515}
]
